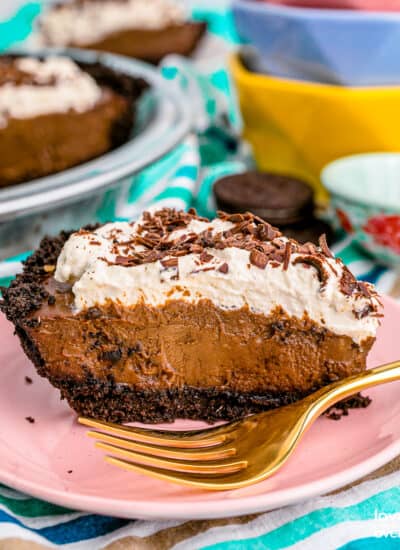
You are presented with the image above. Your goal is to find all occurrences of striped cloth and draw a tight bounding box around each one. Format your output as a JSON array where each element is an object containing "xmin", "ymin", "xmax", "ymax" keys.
[{"xmin": 0, "ymin": 3, "xmax": 400, "ymax": 550}]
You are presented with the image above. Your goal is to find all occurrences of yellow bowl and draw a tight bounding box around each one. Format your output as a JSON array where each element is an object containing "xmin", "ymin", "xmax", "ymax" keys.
[{"xmin": 230, "ymin": 53, "xmax": 400, "ymax": 202}]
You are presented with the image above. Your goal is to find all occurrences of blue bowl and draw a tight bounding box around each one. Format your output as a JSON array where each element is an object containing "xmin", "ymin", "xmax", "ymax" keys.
[{"xmin": 232, "ymin": 0, "xmax": 400, "ymax": 86}]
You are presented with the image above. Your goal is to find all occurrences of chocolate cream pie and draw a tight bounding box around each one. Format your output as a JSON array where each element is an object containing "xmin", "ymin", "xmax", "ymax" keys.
[
  {"xmin": 1, "ymin": 209, "xmax": 382, "ymax": 423},
  {"xmin": 37, "ymin": 0, "xmax": 206, "ymax": 64},
  {"xmin": 0, "ymin": 55, "xmax": 145, "ymax": 187}
]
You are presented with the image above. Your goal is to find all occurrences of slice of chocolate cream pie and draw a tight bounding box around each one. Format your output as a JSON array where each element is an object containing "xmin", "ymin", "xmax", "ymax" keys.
[{"xmin": 1, "ymin": 209, "xmax": 382, "ymax": 423}]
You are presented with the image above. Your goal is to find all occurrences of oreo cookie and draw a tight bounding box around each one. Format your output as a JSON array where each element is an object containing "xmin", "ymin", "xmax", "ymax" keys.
[{"xmin": 213, "ymin": 171, "xmax": 333, "ymax": 245}]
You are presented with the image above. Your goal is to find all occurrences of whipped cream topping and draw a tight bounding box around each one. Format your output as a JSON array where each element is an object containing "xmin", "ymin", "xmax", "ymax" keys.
[
  {"xmin": 55, "ymin": 210, "xmax": 381, "ymax": 344},
  {"xmin": 38, "ymin": 0, "xmax": 186, "ymax": 47},
  {"xmin": 0, "ymin": 57, "xmax": 102, "ymax": 128}
]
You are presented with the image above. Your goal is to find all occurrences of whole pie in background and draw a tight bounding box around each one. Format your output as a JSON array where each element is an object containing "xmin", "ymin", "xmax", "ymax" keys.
[{"xmin": 36, "ymin": 0, "xmax": 207, "ymax": 64}]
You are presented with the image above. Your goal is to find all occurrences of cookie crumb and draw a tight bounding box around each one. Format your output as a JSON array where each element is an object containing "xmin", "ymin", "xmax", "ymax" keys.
[
  {"xmin": 25, "ymin": 416, "xmax": 35, "ymax": 423},
  {"xmin": 67, "ymin": 470, "xmax": 73, "ymax": 474},
  {"xmin": 324, "ymin": 393, "xmax": 371, "ymax": 421},
  {"xmin": 25, "ymin": 376, "xmax": 33, "ymax": 384}
]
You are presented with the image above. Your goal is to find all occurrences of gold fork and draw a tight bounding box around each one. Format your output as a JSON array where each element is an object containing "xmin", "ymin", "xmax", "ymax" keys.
[{"xmin": 79, "ymin": 360, "xmax": 400, "ymax": 491}]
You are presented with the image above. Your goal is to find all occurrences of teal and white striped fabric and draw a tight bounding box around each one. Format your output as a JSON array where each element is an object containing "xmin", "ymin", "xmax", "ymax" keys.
[
  {"xmin": 1, "ymin": 472, "xmax": 400, "ymax": 548},
  {"xmin": 0, "ymin": 3, "xmax": 399, "ymax": 549}
]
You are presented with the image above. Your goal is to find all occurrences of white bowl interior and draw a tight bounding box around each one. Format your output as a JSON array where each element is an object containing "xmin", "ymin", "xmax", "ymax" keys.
[{"xmin": 321, "ymin": 153, "xmax": 400, "ymax": 210}]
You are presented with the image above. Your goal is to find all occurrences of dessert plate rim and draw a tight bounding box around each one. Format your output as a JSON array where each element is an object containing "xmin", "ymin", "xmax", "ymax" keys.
[{"xmin": 0, "ymin": 295, "xmax": 398, "ymax": 520}]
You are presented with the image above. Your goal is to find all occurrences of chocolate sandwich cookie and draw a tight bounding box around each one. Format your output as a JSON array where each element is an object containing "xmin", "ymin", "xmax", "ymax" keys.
[{"xmin": 213, "ymin": 171, "xmax": 333, "ymax": 245}]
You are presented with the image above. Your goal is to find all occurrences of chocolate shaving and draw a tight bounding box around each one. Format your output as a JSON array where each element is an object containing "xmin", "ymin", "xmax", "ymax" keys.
[
  {"xmin": 114, "ymin": 255, "xmax": 139, "ymax": 266},
  {"xmin": 341, "ymin": 264, "xmax": 379, "ymax": 305},
  {"xmin": 358, "ymin": 281, "xmax": 372, "ymax": 298},
  {"xmin": 190, "ymin": 244, "xmax": 204, "ymax": 254},
  {"xmin": 319, "ymin": 234, "xmax": 333, "ymax": 258},
  {"xmin": 293, "ymin": 255, "xmax": 328, "ymax": 286},
  {"xmin": 218, "ymin": 263, "xmax": 229, "ymax": 274},
  {"xmin": 226, "ymin": 220, "xmax": 252, "ymax": 236},
  {"xmin": 257, "ymin": 223, "xmax": 279, "ymax": 242},
  {"xmin": 217, "ymin": 211, "xmax": 245, "ymax": 223},
  {"xmin": 326, "ymin": 262, "xmax": 338, "ymax": 276},
  {"xmin": 172, "ymin": 249, "xmax": 190, "ymax": 258},
  {"xmin": 250, "ymin": 249, "xmax": 268, "ymax": 270},
  {"xmin": 283, "ymin": 242, "xmax": 292, "ymax": 271},
  {"xmin": 107, "ymin": 209, "xmax": 286, "ymax": 269},
  {"xmin": 200, "ymin": 251, "xmax": 214, "ymax": 263},
  {"xmin": 354, "ymin": 304, "xmax": 374, "ymax": 320},
  {"xmin": 160, "ymin": 257, "xmax": 178, "ymax": 269},
  {"xmin": 298, "ymin": 242, "xmax": 317, "ymax": 254},
  {"xmin": 104, "ymin": 209, "xmax": 285, "ymax": 270},
  {"xmin": 340, "ymin": 266, "xmax": 358, "ymax": 296},
  {"xmin": 134, "ymin": 235, "xmax": 159, "ymax": 248}
]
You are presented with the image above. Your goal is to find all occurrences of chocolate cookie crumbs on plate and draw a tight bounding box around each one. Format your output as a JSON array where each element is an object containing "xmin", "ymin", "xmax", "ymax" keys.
[
  {"xmin": 25, "ymin": 416, "xmax": 35, "ymax": 423},
  {"xmin": 25, "ymin": 376, "xmax": 33, "ymax": 384},
  {"xmin": 324, "ymin": 393, "xmax": 372, "ymax": 420}
]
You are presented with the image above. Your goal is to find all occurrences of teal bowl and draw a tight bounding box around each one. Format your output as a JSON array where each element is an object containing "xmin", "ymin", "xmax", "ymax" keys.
[{"xmin": 321, "ymin": 153, "xmax": 400, "ymax": 266}]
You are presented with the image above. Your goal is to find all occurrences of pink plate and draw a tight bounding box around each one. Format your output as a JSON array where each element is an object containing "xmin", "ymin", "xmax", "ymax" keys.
[{"xmin": 0, "ymin": 296, "xmax": 399, "ymax": 520}]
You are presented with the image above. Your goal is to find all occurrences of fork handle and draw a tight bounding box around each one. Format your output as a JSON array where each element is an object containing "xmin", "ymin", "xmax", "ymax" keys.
[{"xmin": 307, "ymin": 360, "xmax": 400, "ymax": 416}]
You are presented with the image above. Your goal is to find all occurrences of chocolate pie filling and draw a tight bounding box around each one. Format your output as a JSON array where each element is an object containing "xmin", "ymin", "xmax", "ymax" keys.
[{"xmin": 24, "ymin": 294, "xmax": 373, "ymax": 422}]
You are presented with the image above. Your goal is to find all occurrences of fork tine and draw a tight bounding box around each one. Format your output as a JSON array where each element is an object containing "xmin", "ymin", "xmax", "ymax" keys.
[
  {"xmin": 78, "ymin": 417, "xmax": 235, "ymax": 449},
  {"xmin": 105, "ymin": 456, "xmax": 252, "ymax": 491},
  {"xmin": 97, "ymin": 441, "xmax": 247, "ymax": 474},
  {"xmin": 88, "ymin": 431, "xmax": 237, "ymax": 461}
]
